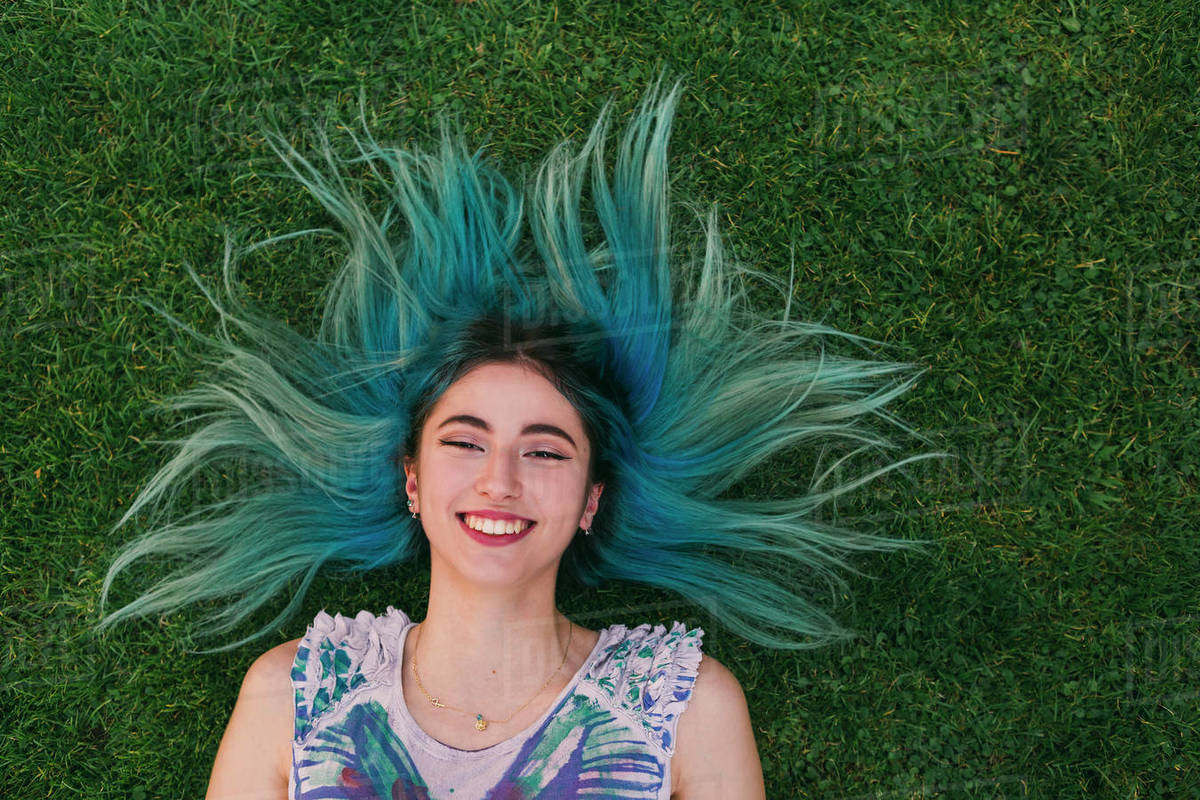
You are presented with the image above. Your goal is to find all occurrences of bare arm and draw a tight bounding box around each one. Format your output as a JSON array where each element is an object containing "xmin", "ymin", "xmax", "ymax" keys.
[
  {"xmin": 671, "ymin": 654, "xmax": 766, "ymax": 799},
  {"xmin": 205, "ymin": 638, "xmax": 301, "ymax": 800}
]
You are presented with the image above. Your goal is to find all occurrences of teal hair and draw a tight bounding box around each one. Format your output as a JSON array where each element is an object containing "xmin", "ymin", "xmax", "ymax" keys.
[{"xmin": 99, "ymin": 81, "xmax": 938, "ymax": 650}]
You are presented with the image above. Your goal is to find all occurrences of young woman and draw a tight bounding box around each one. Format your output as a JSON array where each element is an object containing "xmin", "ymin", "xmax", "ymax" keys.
[
  {"xmin": 100, "ymin": 82, "xmax": 930, "ymax": 798},
  {"xmin": 204, "ymin": 347, "xmax": 764, "ymax": 798}
]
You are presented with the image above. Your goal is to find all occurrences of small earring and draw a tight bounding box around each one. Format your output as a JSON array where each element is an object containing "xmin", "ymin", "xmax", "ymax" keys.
[
  {"xmin": 579, "ymin": 526, "xmax": 592, "ymax": 536},
  {"xmin": 407, "ymin": 499, "xmax": 419, "ymax": 520}
]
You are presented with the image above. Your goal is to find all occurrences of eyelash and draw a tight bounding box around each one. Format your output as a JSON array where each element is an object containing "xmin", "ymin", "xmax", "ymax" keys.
[
  {"xmin": 439, "ymin": 439, "xmax": 481, "ymax": 451},
  {"xmin": 438, "ymin": 439, "xmax": 567, "ymax": 461}
]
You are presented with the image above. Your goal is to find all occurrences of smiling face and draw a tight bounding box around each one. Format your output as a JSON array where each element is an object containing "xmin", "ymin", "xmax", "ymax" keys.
[{"xmin": 403, "ymin": 361, "xmax": 603, "ymax": 591}]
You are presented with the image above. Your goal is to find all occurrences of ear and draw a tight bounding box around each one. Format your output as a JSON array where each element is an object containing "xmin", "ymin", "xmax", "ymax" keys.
[
  {"xmin": 578, "ymin": 482, "xmax": 604, "ymax": 531},
  {"xmin": 403, "ymin": 457, "xmax": 419, "ymax": 513}
]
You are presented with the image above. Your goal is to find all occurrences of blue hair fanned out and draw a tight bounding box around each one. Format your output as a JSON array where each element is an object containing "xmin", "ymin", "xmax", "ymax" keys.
[{"xmin": 99, "ymin": 81, "xmax": 939, "ymax": 650}]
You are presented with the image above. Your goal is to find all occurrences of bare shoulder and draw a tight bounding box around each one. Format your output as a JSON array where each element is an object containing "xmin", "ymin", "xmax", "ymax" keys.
[
  {"xmin": 205, "ymin": 637, "xmax": 303, "ymax": 800},
  {"xmin": 240, "ymin": 636, "xmax": 303, "ymax": 737},
  {"xmin": 685, "ymin": 655, "xmax": 747, "ymax": 717},
  {"xmin": 245, "ymin": 637, "xmax": 303, "ymax": 691},
  {"xmin": 235, "ymin": 637, "xmax": 302, "ymax": 726},
  {"xmin": 671, "ymin": 654, "xmax": 765, "ymax": 800}
]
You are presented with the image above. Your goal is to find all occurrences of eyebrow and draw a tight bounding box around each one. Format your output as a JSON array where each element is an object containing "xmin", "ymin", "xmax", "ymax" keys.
[{"xmin": 435, "ymin": 414, "xmax": 578, "ymax": 449}]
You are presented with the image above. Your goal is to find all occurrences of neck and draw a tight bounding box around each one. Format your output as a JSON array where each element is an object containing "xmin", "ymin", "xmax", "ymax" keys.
[{"xmin": 414, "ymin": 562, "xmax": 569, "ymax": 690}]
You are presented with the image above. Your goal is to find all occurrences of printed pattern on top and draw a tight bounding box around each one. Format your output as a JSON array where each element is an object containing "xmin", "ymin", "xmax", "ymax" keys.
[
  {"xmin": 584, "ymin": 621, "xmax": 704, "ymax": 755},
  {"xmin": 290, "ymin": 608, "xmax": 704, "ymax": 799},
  {"xmin": 292, "ymin": 606, "xmax": 412, "ymax": 746}
]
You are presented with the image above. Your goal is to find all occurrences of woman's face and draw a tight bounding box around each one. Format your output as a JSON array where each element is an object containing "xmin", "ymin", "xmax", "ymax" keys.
[{"xmin": 404, "ymin": 361, "xmax": 603, "ymax": 591}]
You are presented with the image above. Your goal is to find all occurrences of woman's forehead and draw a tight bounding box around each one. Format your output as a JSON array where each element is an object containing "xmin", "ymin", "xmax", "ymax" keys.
[{"xmin": 429, "ymin": 362, "xmax": 585, "ymax": 433}]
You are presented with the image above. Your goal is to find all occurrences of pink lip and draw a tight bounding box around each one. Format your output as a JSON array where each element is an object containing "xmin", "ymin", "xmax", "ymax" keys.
[{"xmin": 457, "ymin": 513, "xmax": 536, "ymax": 547}]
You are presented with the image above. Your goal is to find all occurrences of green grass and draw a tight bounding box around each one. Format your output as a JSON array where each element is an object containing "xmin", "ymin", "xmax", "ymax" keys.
[{"xmin": 2, "ymin": 0, "xmax": 1198, "ymax": 797}]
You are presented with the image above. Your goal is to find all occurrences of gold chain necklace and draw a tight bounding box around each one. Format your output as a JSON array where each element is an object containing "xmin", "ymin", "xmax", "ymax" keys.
[{"xmin": 409, "ymin": 618, "xmax": 574, "ymax": 732}]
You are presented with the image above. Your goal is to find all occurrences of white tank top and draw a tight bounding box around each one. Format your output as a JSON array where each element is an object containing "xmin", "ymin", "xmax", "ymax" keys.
[{"xmin": 289, "ymin": 606, "xmax": 704, "ymax": 799}]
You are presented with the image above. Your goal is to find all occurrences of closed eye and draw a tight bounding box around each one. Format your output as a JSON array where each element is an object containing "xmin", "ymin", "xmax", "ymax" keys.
[
  {"xmin": 439, "ymin": 439, "xmax": 566, "ymax": 460},
  {"xmin": 439, "ymin": 439, "xmax": 482, "ymax": 451}
]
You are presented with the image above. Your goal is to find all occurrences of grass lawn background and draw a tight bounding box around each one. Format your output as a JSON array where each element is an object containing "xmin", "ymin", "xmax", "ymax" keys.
[{"xmin": 2, "ymin": 1, "xmax": 1197, "ymax": 797}]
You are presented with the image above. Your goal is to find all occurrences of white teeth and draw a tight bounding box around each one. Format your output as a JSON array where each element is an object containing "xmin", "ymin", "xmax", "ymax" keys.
[{"xmin": 463, "ymin": 514, "xmax": 532, "ymax": 536}]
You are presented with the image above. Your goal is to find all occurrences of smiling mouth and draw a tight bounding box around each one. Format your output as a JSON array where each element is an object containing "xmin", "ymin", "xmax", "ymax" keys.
[{"xmin": 457, "ymin": 513, "xmax": 535, "ymax": 536}]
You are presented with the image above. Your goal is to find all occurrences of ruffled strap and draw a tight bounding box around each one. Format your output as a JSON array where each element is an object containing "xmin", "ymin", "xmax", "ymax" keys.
[
  {"xmin": 291, "ymin": 606, "xmax": 411, "ymax": 744},
  {"xmin": 585, "ymin": 621, "xmax": 704, "ymax": 756}
]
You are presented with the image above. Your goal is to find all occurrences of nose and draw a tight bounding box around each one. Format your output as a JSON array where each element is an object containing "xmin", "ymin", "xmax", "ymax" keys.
[{"xmin": 475, "ymin": 448, "xmax": 521, "ymax": 500}]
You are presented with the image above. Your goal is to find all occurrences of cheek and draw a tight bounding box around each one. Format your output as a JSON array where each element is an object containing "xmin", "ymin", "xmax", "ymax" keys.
[
  {"xmin": 422, "ymin": 455, "xmax": 470, "ymax": 495},
  {"xmin": 545, "ymin": 472, "xmax": 593, "ymax": 517}
]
